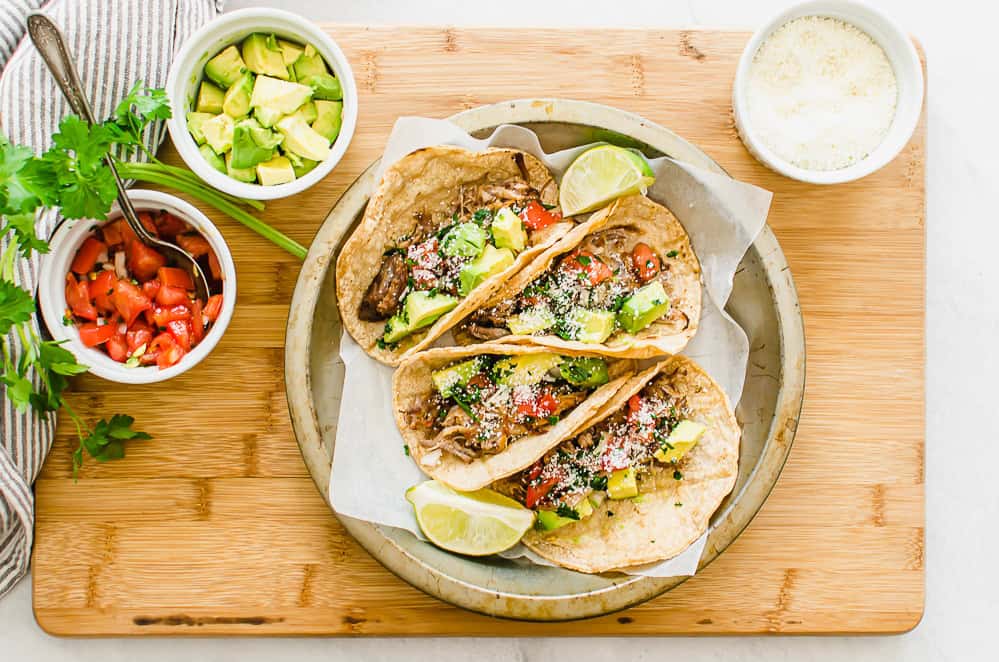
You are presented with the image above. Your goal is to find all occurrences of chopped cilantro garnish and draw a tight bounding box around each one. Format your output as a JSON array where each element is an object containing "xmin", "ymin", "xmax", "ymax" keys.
[
  {"xmin": 673, "ymin": 469, "xmax": 683, "ymax": 480},
  {"xmin": 590, "ymin": 474, "xmax": 608, "ymax": 491},
  {"xmin": 666, "ymin": 250, "xmax": 679, "ymax": 258},
  {"xmin": 403, "ymin": 444, "xmax": 410, "ymax": 456},
  {"xmin": 472, "ymin": 208, "xmax": 492, "ymax": 225},
  {"xmin": 674, "ymin": 502, "xmax": 683, "ymax": 507},
  {"xmin": 383, "ymin": 247, "xmax": 405, "ymax": 257},
  {"xmin": 556, "ymin": 503, "xmax": 580, "ymax": 520},
  {"xmin": 547, "ymin": 414, "xmax": 560, "ymax": 425},
  {"xmin": 576, "ymin": 255, "xmax": 591, "ymax": 267}
]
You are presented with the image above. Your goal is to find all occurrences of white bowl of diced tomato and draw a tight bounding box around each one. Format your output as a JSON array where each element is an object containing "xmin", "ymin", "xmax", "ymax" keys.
[{"xmin": 38, "ymin": 189, "xmax": 236, "ymax": 384}]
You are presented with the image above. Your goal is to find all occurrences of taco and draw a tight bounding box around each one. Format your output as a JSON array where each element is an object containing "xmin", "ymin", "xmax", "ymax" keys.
[
  {"xmin": 454, "ymin": 194, "xmax": 701, "ymax": 358},
  {"xmin": 336, "ymin": 145, "xmax": 581, "ymax": 366},
  {"xmin": 393, "ymin": 344, "xmax": 636, "ymax": 491},
  {"xmin": 491, "ymin": 355, "xmax": 739, "ymax": 573}
]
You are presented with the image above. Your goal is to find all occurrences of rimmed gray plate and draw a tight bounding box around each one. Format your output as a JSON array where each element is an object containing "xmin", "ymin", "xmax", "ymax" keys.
[{"xmin": 284, "ymin": 99, "xmax": 805, "ymax": 621}]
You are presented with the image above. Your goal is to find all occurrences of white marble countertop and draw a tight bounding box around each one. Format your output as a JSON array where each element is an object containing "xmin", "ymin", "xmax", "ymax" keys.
[{"xmin": 3, "ymin": 0, "xmax": 994, "ymax": 659}]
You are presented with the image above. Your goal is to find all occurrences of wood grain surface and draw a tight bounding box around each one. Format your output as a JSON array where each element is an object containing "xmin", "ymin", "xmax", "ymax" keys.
[{"xmin": 31, "ymin": 25, "xmax": 925, "ymax": 636}]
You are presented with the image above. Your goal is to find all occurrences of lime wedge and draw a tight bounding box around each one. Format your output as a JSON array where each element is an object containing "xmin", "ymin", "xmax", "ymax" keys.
[
  {"xmin": 559, "ymin": 145, "xmax": 656, "ymax": 216},
  {"xmin": 405, "ymin": 480, "xmax": 535, "ymax": 556}
]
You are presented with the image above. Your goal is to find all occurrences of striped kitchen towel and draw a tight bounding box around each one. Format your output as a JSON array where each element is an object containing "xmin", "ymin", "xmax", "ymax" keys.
[{"xmin": 0, "ymin": 0, "xmax": 223, "ymax": 600}]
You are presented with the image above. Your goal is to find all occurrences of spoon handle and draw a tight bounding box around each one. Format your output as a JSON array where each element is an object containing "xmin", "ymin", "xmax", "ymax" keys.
[{"xmin": 26, "ymin": 12, "xmax": 157, "ymax": 245}]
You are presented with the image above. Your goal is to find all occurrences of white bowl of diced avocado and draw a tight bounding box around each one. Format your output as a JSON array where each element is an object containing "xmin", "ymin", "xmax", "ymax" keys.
[{"xmin": 166, "ymin": 8, "xmax": 357, "ymax": 199}]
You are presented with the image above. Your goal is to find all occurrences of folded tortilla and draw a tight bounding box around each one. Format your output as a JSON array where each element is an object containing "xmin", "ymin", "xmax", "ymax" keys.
[
  {"xmin": 497, "ymin": 355, "xmax": 739, "ymax": 574},
  {"xmin": 393, "ymin": 344, "xmax": 635, "ymax": 491},
  {"xmin": 454, "ymin": 194, "xmax": 701, "ymax": 358},
  {"xmin": 336, "ymin": 145, "xmax": 576, "ymax": 366}
]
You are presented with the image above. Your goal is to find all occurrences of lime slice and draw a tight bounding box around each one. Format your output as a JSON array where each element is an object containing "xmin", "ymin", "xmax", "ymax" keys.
[
  {"xmin": 405, "ymin": 480, "xmax": 535, "ymax": 556},
  {"xmin": 559, "ymin": 145, "xmax": 656, "ymax": 216}
]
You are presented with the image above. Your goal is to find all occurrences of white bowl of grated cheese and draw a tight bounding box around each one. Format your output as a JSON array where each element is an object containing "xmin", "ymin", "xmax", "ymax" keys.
[{"xmin": 733, "ymin": 0, "xmax": 923, "ymax": 184}]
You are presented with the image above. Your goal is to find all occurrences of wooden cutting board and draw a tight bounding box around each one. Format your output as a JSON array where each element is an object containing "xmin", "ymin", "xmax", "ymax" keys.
[{"xmin": 31, "ymin": 25, "xmax": 925, "ymax": 635}]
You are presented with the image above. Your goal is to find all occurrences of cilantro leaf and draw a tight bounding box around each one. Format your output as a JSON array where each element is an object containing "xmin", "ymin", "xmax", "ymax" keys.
[
  {"xmin": 74, "ymin": 414, "xmax": 151, "ymax": 476},
  {"xmin": 2, "ymin": 212, "xmax": 49, "ymax": 257},
  {"xmin": 0, "ymin": 281, "xmax": 35, "ymax": 335},
  {"xmin": 0, "ymin": 367, "xmax": 33, "ymax": 411},
  {"xmin": 37, "ymin": 340, "xmax": 89, "ymax": 376},
  {"xmin": 114, "ymin": 80, "xmax": 172, "ymax": 124},
  {"xmin": 39, "ymin": 116, "xmax": 118, "ymax": 219},
  {"xmin": 0, "ymin": 137, "xmax": 41, "ymax": 215}
]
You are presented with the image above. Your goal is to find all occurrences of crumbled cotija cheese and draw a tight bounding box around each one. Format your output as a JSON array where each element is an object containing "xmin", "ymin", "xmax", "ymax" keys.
[{"xmin": 746, "ymin": 16, "xmax": 898, "ymax": 170}]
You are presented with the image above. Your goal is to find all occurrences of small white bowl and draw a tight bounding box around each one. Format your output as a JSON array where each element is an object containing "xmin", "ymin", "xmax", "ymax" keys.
[
  {"xmin": 732, "ymin": 0, "xmax": 924, "ymax": 184},
  {"xmin": 165, "ymin": 8, "xmax": 358, "ymax": 200},
  {"xmin": 38, "ymin": 190, "xmax": 237, "ymax": 384}
]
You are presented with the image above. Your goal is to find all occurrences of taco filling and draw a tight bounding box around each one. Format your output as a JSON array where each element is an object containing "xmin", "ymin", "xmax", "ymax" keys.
[
  {"xmin": 358, "ymin": 175, "xmax": 563, "ymax": 349},
  {"xmin": 460, "ymin": 227, "xmax": 685, "ymax": 344},
  {"xmin": 495, "ymin": 374, "xmax": 704, "ymax": 531},
  {"xmin": 403, "ymin": 352, "xmax": 612, "ymax": 464}
]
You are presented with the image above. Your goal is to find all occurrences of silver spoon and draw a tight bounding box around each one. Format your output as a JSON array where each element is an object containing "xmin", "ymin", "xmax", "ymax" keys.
[{"xmin": 27, "ymin": 12, "xmax": 211, "ymax": 301}]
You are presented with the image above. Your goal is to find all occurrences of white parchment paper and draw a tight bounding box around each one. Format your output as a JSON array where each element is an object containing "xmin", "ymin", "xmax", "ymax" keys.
[{"xmin": 330, "ymin": 117, "xmax": 772, "ymax": 577}]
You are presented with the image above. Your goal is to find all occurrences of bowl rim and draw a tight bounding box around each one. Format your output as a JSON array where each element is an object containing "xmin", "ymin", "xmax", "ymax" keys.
[
  {"xmin": 732, "ymin": 0, "xmax": 925, "ymax": 184},
  {"xmin": 37, "ymin": 189, "xmax": 237, "ymax": 384},
  {"xmin": 164, "ymin": 7, "xmax": 358, "ymax": 200}
]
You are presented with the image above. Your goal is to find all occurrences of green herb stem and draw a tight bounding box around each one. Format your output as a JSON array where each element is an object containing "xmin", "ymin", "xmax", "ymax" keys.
[
  {"xmin": 116, "ymin": 163, "xmax": 307, "ymax": 260},
  {"xmin": 142, "ymin": 159, "xmax": 266, "ymax": 211}
]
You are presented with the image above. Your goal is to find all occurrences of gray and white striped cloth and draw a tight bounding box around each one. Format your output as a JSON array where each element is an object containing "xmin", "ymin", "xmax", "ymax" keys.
[{"xmin": 0, "ymin": 0, "xmax": 223, "ymax": 600}]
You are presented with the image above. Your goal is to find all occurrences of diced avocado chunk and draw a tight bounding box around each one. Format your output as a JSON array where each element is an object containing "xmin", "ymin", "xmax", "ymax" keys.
[
  {"xmin": 204, "ymin": 45, "xmax": 246, "ymax": 88},
  {"xmin": 285, "ymin": 150, "xmax": 318, "ymax": 177},
  {"xmin": 225, "ymin": 151, "xmax": 256, "ymax": 183},
  {"xmin": 617, "ymin": 281, "xmax": 670, "ymax": 334},
  {"xmin": 382, "ymin": 292, "xmax": 458, "ymax": 344},
  {"xmin": 276, "ymin": 39, "xmax": 304, "ymax": 66},
  {"xmin": 198, "ymin": 144, "xmax": 226, "ymax": 174},
  {"xmin": 293, "ymin": 44, "xmax": 328, "ymax": 79},
  {"xmin": 301, "ymin": 73, "xmax": 342, "ymax": 101},
  {"xmin": 607, "ymin": 468, "xmax": 638, "ymax": 499},
  {"xmin": 491, "ymin": 206, "xmax": 527, "ymax": 253},
  {"xmin": 256, "ymin": 155, "xmax": 296, "ymax": 186},
  {"xmin": 536, "ymin": 499, "xmax": 593, "ymax": 532},
  {"xmin": 558, "ymin": 357, "xmax": 610, "ymax": 388},
  {"xmin": 254, "ymin": 105, "xmax": 284, "ymax": 128},
  {"xmin": 311, "ymin": 99, "xmax": 342, "ymax": 141},
  {"xmin": 405, "ymin": 291, "xmax": 458, "ymax": 329},
  {"xmin": 493, "ymin": 353, "xmax": 563, "ymax": 387},
  {"xmin": 241, "ymin": 33, "xmax": 289, "ymax": 79},
  {"xmin": 222, "ymin": 73, "xmax": 254, "ymax": 119},
  {"xmin": 290, "ymin": 100, "xmax": 318, "ymax": 124},
  {"xmin": 382, "ymin": 314, "xmax": 410, "ymax": 344},
  {"xmin": 458, "ymin": 244, "xmax": 514, "ymax": 296},
  {"xmin": 441, "ymin": 222, "xmax": 487, "ymax": 258},
  {"xmin": 195, "ymin": 81, "xmax": 225, "ymax": 114},
  {"xmin": 506, "ymin": 306, "xmax": 555, "ymax": 335},
  {"xmin": 186, "ymin": 112, "xmax": 215, "ymax": 145},
  {"xmin": 201, "ymin": 113, "xmax": 235, "ymax": 154},
  {"xmin": 249, "ymin": 75, "xmax": 313, "ymax": 114},
  {"xmin": 654, "ymin": 420, "xmax": 706, "ymax": 464},
  {"xmin": 432, "ymin": 358, "xmax": 483, "ymax": 398},
  {"xmin": 567, "ymin": 308, "xmax": 616, "ymax": 344},
  {"xmin": 276, "ymin": 115, "xmax": 331, "ymax": 161},
  {"xmin": 249, "ymin": 124, "xmax": 282, "ymax": 150}
]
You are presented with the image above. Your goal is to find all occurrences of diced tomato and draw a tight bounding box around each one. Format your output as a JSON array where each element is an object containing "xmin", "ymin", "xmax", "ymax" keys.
[
  {"xmin": 142, "ymin": 279, "xmax": 161, "ymax": 300},
  {"xmin": 126, "ymin": 321, "xmax": 153, "ymax": 355},
  {"xmin": 600, "ymin": 437, "xmax": 632, "ymax": 472},
  {"xmin": 626, "ymin": 394, "xmax": 646, "ymax": 425},
  {"xmin": 208, "ymin": 249, "xmax": 222, "ymax": 280},
  {"xmin": 100, "ymin": 220, "xmax": 124, "ymax": 247},
  {"xmin": 155, "ymin": 284, "xmax": 189, "ymax": 307},
  {"xmin": 157, "ymin": 267, "xmax": 194, "ymax": 290},
  {"xmin": 515, "ymin": 387, "xmax": 559, "ymax": 419},
  {"xmin": 77, "ymin": 322, "xmax": 117, "ymax": 347},
  {"xmin": 190, "ymin": 300, "xmax": 205, "ymax": 344},
  {"xmin": 166, "ymin": 319, "xmax": 192, "ymax": 351},
  {"xmin": 525, "ymin": 476, "xmax": 559, "ymax": 509},
  {"xmin": 519, "ymin": 201, "xmax": 561, "ymax": 231},
  {"xmin": 153, "ymin": 211, "xmax": 188, "ymax": 239},
  {"xmin": 89, "ymin": 270, "xmax": 118, "ymax": 314},
  {"xmin": 562, "ymin": 249, "xmax": 613, "ymax": 286},
  {"xmin": 203, "ymin": 294, "xmax": 223, "ymax": 323},
  {"xmin": 632, "ymin": 242, "xmax": 660, "ymax": 283},
  {"xmin": 106, "ymin": 332, "xmax": 129, "ymax": 362},
  {"xmin": 526, "ymin": 460, "xmax": 544, "ymax": 482},
  {"xmin": 136, "ymin": 212, "xmax": 158, "ymax": 236},
  {"xmin": 126, "ymin": 240, "xmax": 167, "ymax": 281},
  {"xmin": 148, "ymin": 332, "xmax": 185, "ymax": 369},
  {"xmin": 151, "ymin": 304, "xmax": 192, "ymax": 328},
  {"xmin": 111, "ymin": 280, "xmax": 152, "ymax": 326},
  {"xmin": 65, "ymin": 274, "xmax": 97, "ymax": 321},
  {"xmin": 176, "ymin": 232, "xmax": 211, "ymax": 258},
  {"xmin": 70, "ymin": 237, "xmax": 107, "ymax": 275},
  {"xmin": 177, "ymin": 233, "xmax": 212, "ymax": 257}
]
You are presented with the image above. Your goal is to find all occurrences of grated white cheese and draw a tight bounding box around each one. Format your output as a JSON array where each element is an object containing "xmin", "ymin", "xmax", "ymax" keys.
[{"xmin": 746, "ymin": 16, "xmax": 898, "ymax": 171}]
